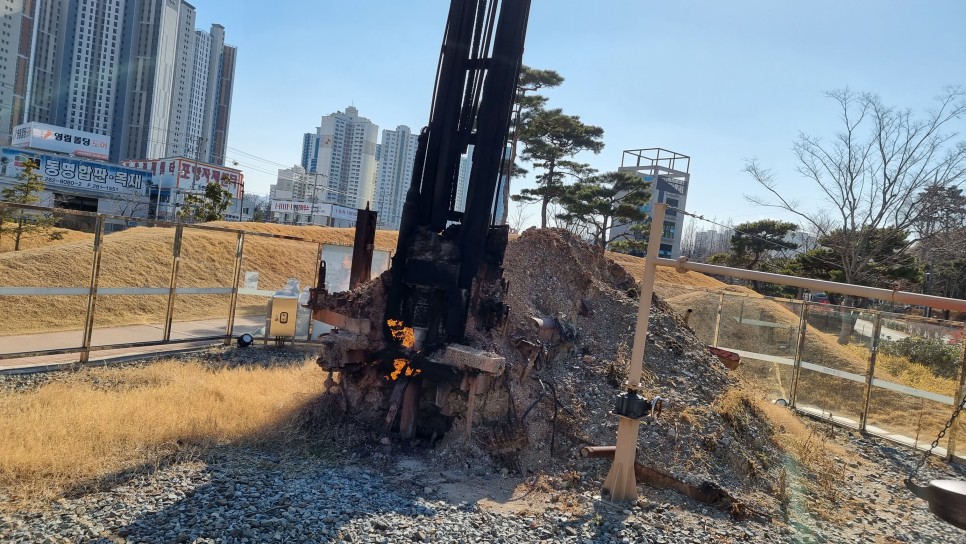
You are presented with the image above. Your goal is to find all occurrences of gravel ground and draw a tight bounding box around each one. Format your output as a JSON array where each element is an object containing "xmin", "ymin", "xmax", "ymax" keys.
[{"xmin": 1, "ymin": 422, "xmax": 964, "ymax": 544}]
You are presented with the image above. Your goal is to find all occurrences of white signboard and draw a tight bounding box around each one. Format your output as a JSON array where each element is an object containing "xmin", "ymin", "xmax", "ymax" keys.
[
  {"xmin": 244, "ymin": 271, "xmax": 259, "ymax": 289},
  {"xmin": 122, "ymin": 157, "xmax": 243, "ymax": 199},
  {"xmin": 271, "ymin": 201, "xmax": 313, "ymax": 213},
  {"xmin": 12, "ymin": 122, "xmax": 111, "ymax": 160},
  {"xmin": 270, "ymin": 201, "xmax": 358, "ymax": 220}
]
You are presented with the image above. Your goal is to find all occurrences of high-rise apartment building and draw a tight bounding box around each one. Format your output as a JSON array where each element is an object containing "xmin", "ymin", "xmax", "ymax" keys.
[
  {"xmin": 302, "ymin": 106, "xmax": 379, "ymax": 210},
  {"xmin": 164, "ymin": 22, "xmax": 236, "ymax": 164},
  {"xmin": 0, "ymin": 0, "xmax": 235, "ymax": 163},
  {"xmin": 301, "ymin": 132, "xmax": 319, "ymax": 173},
  {"xmin": 373, "ymin": 125, "xmax": 418, "ymax": 229}
]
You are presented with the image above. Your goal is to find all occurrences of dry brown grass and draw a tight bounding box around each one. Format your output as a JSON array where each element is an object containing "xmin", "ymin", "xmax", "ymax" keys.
[
  {"xmin": 0, "ymin": 222, "xmax": 94, "ymax": 253},
  {"xmin": 716, "ymin": 387, "xmax": 858, "ymax": 520},
  {"xmin": 0, "ymin": 356, "xmax": 329, "ymax": 504},
  {"xmin": 604, "ymin": 251, "xmax": 730, "ymax": 290}
]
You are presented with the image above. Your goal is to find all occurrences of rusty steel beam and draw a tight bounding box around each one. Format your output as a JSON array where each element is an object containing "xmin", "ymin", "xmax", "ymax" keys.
[{"xmin": 349, "ymin": 207, "xmax": 377, "ymax": 290}]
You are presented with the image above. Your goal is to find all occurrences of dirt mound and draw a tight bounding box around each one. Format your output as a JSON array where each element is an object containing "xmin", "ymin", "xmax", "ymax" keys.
[{"xmin": 405, "ymin": 228, "xmax": 788, "ymax": 517}]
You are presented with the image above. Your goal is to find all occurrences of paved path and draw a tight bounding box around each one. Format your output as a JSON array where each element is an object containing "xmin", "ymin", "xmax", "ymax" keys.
[{"xmin": 0, "ymin": 315, "xmax": 266, "ymax": 371}]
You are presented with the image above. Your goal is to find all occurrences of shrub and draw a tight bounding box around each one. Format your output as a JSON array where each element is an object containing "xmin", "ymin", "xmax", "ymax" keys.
[{"xmin": 879, "ymin": 337, "xmax": 961, "ymax": 379}]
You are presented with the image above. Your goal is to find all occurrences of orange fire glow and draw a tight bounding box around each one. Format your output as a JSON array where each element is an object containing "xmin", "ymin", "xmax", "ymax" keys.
[
  {"xmin": 387, "ymin": 319, "xmax": 416, "ymax": 349},
  {"xmin": 387, "ymin": 358, "xmax": 423, "ymax": 381}
]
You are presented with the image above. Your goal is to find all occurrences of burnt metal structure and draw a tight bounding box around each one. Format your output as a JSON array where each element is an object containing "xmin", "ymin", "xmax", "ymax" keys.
[
  {"xmin": 385, "ymin": 0, "xmax": 530, "ymax": 350},
  {"xmin": 309, "ymin": 0, "xmax": 531, "ymax": 440}
]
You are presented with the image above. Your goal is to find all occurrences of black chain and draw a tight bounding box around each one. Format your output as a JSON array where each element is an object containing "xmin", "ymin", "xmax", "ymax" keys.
[{"xmin": 910, "ymin": 391, "xmax": 966, "ymax": 480}]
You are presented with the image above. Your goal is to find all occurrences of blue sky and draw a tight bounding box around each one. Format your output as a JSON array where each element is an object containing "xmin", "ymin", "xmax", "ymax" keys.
[{"xmin": 197, "ymin": 0, "xmax": 966, "ymax": 230}]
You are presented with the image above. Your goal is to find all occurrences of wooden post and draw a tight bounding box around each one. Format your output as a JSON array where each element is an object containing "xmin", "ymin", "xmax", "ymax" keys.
[{"xmin": 79, "ymin": 216, "xmax": 105, "ymax": 364}]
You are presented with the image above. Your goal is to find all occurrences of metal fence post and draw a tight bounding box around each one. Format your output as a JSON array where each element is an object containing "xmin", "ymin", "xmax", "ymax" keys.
[
  {"xmin": 859, "ymin": 312, "xmax": 883, "ymax": 431},
  {"xmin": 306, "ymin": 243, "xmax": 324, "ymax": 341},
  {"xmin": 163, "ymin": 225, "xmax": 184, "ymax": 341},
  {"xmin": 712, "ymin": 292, "xmax": 724, "ymax": 348},
  {"xmin": 790, "ymin": 301, "xmax": 809, "ymax": 408},
  {"xmin": 224, "ymin": 231, "xmax": 245, "ymax": 344},
  {"xmin": 947, "ymin": 325, "xmax": 966, "ymax": 460},
  {"xmin": 79, "ymin": 215, "xmax": 105, "ymax": 364}
]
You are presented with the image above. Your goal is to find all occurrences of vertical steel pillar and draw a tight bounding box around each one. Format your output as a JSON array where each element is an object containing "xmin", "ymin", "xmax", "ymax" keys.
[
  {"xmin": 603, "ymin": 203, "xmax": 666, "ymax": 503},
  {"xmin": 163, "ymin": 225, "xmax": 184, "ymax": 341},
  {"xmin": 225, "ymin": 232, "xmax": 245, "ymax": 344},
  {"xmin": 306, "ymin": 243, "xmax": 324, "ymax": 341},
  {"xmin": 79, "ymin": 216, "xmax": 105, "ymax": 364},
  {"xmin": 712, "ymin": 292, "xmax": 724, "ymax": 348},
  {"xmin": 946, "ymin": 324, "xmax": 966, "ymax": 460},
  {"xmin": 790, "ymin": 302, "xmax": 809, "ymax": 408},
  {"xmin": 859, "ymin": 312, "xmax": 883, "ymax": 431}
]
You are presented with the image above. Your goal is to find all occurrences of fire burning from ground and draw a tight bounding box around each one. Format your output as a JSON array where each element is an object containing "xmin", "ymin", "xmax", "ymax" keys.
[
  {"xmin": 386, "ymin": 319, "xmax": 420, "ymax": 381},
  {"xmin": 387, "ymin": 319, "xmax": 415, "ymax": 348}
]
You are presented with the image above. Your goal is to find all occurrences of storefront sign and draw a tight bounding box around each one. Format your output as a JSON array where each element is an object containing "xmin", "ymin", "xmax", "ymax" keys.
[{"xmin": 12, "ymin": 122, "xmax": 111, "ymax": 160}]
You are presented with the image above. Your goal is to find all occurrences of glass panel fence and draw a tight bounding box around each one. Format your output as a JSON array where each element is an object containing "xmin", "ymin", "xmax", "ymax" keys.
[
  {"xmin": 0, "ymin": 208, "xmax": 97, "ymax": 358},
  {"xmin": 719, "ymin": 293, "xmax": 801, "ymax": 402},
  {"xmin": 168, "ymin": 226, "xmax": 240, "ymax": 341},
  {"xmin": 90, "ymin": 221, "xmax": 175, "ymax": 346},
  {"xmin": 866, "ymin": 314, "xmax": 964, "ymax": 454},
  {"xmin": 238, "ymin": 236, "xmax": 321, "ymax": 340},
  {"xmin": 789, "ymin": 300, "xmax": 871, "ymax": 427}
]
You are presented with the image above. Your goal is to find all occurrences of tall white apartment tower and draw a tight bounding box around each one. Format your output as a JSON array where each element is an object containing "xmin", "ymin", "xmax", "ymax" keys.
[
  {"xmin": 1, "ymin": 0, "xmax": 234, "ymax": 163},
  {"xmin": 373, "ymin": 125, "xmax": 418, "ymax": 229},
  {"xmin": 165, "ymin": 22, "xmax": 237, "ymax": 164},
  {"xmin": 308, "ymin": 106, "xmax": 379, "ymax": 210}
]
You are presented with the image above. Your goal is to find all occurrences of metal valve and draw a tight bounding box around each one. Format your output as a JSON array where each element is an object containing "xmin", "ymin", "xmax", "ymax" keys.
[{"xmin": 612, "ymin": 390, "xmax": 653, "ymax": 420}]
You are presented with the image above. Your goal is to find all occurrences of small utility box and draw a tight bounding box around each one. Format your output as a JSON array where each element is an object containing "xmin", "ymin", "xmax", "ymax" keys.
[{"xmin": 267, "ymin": 296, "xmax": 298, "ymax": 337}]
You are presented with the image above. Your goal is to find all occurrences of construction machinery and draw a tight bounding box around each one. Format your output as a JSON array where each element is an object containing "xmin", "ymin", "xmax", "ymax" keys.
[{"xmin": 309, "ymin": 0, "xmax": 531, "ymax": 440}]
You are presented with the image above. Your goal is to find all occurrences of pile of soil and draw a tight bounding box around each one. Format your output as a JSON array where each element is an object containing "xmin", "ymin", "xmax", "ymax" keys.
[{"xmin": 326, "ymin": 227, "xmax": 788, "ymax": 518}]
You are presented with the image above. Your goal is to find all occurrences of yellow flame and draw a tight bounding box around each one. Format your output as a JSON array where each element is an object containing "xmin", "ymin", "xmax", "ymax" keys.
[
  {"xmin": 387, "ymin": 358, "xmax": 422, "ymax": 381},
  {"xmin": 387, "ymin": 319, "xmax": 416, "ymax": 349}
]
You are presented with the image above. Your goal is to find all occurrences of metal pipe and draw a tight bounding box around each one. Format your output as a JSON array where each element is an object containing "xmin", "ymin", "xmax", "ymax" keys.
[
  {"xmin": 163, "ymin": 225, "xmax": 184, "ymax": 341},
  {"xmin": 712, "ymin": 292, "xmax": 724, "ymax": 348},
  {"xmin": 580, "ymin": 445, "xmax": 616, "ymax": 458},
  {"xmin": 79, "ymin": 216, "xmax": 105, "ymax": 364},
  {"xmin": 860, "ymin": 313, "xmax": 883, "ymax": 431},
  {"xmin": 658, "ymin": 257, "xmax": 966, "ymax": 314},
  {"xmin": 603, "ymin": 202, "xmax": 667, "ymax": 503},
  {"xmin": 790, "ymin": 302, "xmax": 809, "ymax": 408},
  {"xmin": 224, "ymin": 232, "xmax": 245, "ymax": 345}
]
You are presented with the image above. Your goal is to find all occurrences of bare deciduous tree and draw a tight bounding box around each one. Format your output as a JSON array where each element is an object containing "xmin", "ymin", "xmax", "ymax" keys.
[
  {"xmin": 746, "ymin": 87, "xmax": 966, "ymax": 288},
  {"xmin": 746, "ymin": 87, "xmax": 966, "ymax": 342}
]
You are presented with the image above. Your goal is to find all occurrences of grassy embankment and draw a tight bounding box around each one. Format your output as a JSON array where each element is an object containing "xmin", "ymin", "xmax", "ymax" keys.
[{"xmin": 0, "ymin": 222, "xmax": 399, "ymax": 335}]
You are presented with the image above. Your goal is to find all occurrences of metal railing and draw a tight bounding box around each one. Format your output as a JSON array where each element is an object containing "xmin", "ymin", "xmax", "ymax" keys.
[{"xmin": 656, "ymin": 279, "xmax": 966, "ymax": 460}]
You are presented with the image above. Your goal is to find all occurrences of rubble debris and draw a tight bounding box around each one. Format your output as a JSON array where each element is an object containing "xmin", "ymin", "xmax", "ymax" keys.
[{"xmin": 314, "ymin": 227, "xmax": 789, "ymax": 518}]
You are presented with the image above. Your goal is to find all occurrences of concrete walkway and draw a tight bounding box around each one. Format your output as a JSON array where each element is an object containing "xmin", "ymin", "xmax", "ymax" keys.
[{"xmin": 0, "ymin": 315, "xmax": 265, "ymax": 371}]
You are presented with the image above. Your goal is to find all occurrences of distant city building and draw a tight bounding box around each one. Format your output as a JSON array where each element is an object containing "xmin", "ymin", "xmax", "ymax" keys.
[
  {"xmin": 373, "ymin": 125, "xmax": 418, "ymax": 229},
  {"xmin": 0, "ymin": 1, "xmax": 235, "ymax": 164},
  {"xmin": 166, "ymin": 22, "xmax": 237, "ymax": 165},
  {"xmin": 123, "ymin": 156, "xmax": 244, "ymax": 221},
  {"xmin": 268, "ymin": 164, "xmax": 357, "ymax": 226},
  {"xmin": 301, "ymin": 106, "xmax": 379, "ymax": 211},
  {"xmin": 301, "ymin": 133, "xmax": 319, "ymax": 173},
  {"xmin": 452, "ymin": 143, "xmax": 509, "ymax": 225},
  {"xmin": 609, "ymin": 148, "xmax": 691, "ymax": 258},
  {"xmin": 691, "ymin": 229, "xmax": 733, "ymax": 262}
]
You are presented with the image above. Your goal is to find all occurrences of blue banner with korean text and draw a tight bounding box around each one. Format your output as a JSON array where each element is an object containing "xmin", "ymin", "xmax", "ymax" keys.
[{"xmin": 0, "ymin": 147, "xmax": 152, "ymax": 196}]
